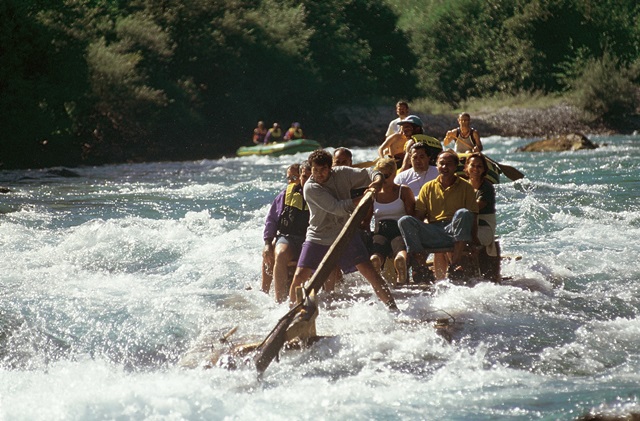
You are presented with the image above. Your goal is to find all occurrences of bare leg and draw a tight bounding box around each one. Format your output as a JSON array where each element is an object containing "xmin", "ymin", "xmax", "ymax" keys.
[
  {"xmin": 324, "ymin": 266, "xmax": 342, "ymax": 293},
  {"xmin": 355, "ymin": 260, "xmax": 397, "ymax": 310},
  {"xmin": 289, "ymin": 266, "xmax": 313, "ymax": 303},
  {"xmin": 370, "ymin": 254, "xmax": 383, "ymax": 273},
  {"xmin": 273, "ymin": 243, "xmax": 294, "ymax": 303},
  {"xmin": 449, "ymin": 241, "xmax": 479, "ymax": 276},
  {"xmin": 451, "ymin": 241, "xmax": 466, "ymax": 267},
  {"xmin": 261, "ymin": 256, "xmax": 273, "ymax": 294},
  {"xmin": 408, "ymin": 251, "xmax": 433, "ymax": 284},
  {"xmin": 433, "ymin": 253, "xmax": 449, "ymax": 280},
  {"xmin": 394, "ymin": 250, "xmax": 407, "ymax": 284}
]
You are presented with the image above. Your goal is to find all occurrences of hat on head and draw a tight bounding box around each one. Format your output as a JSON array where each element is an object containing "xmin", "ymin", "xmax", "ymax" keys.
[
  {"xmin": 398, "ymin": 115, "xmax": 423, "ymax": 127},
  {"xmin": 293, "ymin": 122, "xmax": 300, "ymax": 128}
]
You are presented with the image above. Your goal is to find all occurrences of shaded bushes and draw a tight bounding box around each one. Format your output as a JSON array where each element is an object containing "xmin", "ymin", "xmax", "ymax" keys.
[{"xmin": 570, "ymin": 54, "xmax": 639, "ymax": 123}]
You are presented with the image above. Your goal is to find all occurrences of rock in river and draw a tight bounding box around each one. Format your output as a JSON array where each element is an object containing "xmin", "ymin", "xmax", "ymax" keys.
[{"xmin": 517, "ymin": 133, "xmax": 599, "ymax": 152}]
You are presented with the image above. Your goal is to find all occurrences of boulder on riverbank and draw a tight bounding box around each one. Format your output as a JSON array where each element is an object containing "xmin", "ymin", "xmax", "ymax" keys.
[{"xmin": 516, "ymin": 133, "xmax": 599, "ymax": 152}]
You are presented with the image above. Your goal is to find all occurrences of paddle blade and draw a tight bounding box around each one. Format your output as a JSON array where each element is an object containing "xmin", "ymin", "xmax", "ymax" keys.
[
  {"xmin": 497, "ymin": 163, "xmax": 525, "ymax": 181},
  {"xmin": 483, "ymin": 155, "xmax": 525, "ymax": 182}
]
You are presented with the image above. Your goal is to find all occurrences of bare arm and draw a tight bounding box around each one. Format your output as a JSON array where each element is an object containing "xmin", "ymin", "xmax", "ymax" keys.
[
  {"xmin": 378, "ymin": 135, "xmax": 393, "ymax": 158},
  {"xmin": 368, "ymin": 173, "xmax": 384, "ymax": 192},
  {"xmin": 398, "ymin": 139, "xmax": 415, "ymax": 172},
  {"xmin": 378, "ymin": 133, "xmax": 404, "ymax": 158},
  {"xmin": 400, "ymin": 185, "xmax": 415, "ymax": 216},
  {"xmin": 472, "ymin": 130, "xmax": 483, "ymax": 152},
  {"xmin": 443, "ymin": 128, "xmax": 457, "ymax": 146}
]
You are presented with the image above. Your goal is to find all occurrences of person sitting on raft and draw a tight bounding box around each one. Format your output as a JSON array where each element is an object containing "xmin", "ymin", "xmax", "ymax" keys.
[
  {"xmin": 332, "ymin": 147, "xmax": 353, "ymax": 167},
  {"xmin": 288, "ymin": 149, "xmax": 397, "ymax": 311},
  {"xmin": 378, "ymin": 114, "xmax": 424, "ymax": 169},
  {"xmin": 262, "ymin": 163, "xmax": 310, "ymax": 303},
  {"xmin": 443, "ymin": 112, "xmax": 483, "ymax": 153},
  {"xmin": 365, "ymin": 157, "xmax": 415, "ymax": 285},
  {"xmin": 398, "ymin": 150, "xmax": 479, "ymax": 283},
  {"xmin": 264, "ymin": 122, "xmax": 283, "ymax": 143},
  {"xmin": 398, "ymin": 117, "xmax": 443, "ymax": 171},
  {"xmin": 385, "ymin": 100, "xmax": 410, "ymax": 138},
  {"xmin": 253, "ymin": 121, "xmax": 267, "ymax": 145},
  {"xmin": 283, "ymin": 122, "xmax": 304, "ymax": 141},
  {"xmin": 464, "ymin": 152, "xmax": 499, "ymax": 281},
  {"xmin": 393, "ymin": 142, "xmax": 439, "ymax": 198}
]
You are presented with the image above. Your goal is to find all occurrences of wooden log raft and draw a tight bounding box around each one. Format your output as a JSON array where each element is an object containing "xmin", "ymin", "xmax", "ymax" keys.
[{"xmin": 189, "ymin": 287, "xmax": 320, "ymax": 370}]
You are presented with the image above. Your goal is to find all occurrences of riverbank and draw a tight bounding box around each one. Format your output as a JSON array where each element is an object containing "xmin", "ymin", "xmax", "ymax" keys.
[
  {"xmin": 2, "ymin": 103, "xmax": 636, "ymax": 171},
  {"xmin": 331, "ymin": 103, "xmax": 639, "ymax": 148}
]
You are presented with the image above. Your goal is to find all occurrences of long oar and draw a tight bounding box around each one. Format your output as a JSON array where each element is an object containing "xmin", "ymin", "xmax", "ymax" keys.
[
  {"xmin": 464, "ymin": 133, "xmax": 525, "ymax": 182},
  {"xmin": 353, "ymin": 158, "xmax": 379, "ymax": 169},
  {"xmin": 485, "ymin": 156, "xmax": 524, "ymax": 181},
  {"xmin": 253, "ymin": 190, "xmax": 375, "ymax": 374},
  {"xmin": 357, "ymin": 154, "xmax": 524, "ymax": 181}
]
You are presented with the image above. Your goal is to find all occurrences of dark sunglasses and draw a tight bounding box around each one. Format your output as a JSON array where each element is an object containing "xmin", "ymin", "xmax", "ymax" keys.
[{"xmin": 286, "ymin": 175, "xmax": 299, "ymax": 182}]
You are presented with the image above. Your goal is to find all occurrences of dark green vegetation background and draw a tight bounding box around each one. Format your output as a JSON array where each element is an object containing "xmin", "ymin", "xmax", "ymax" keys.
[{"xmin": 1, "ymin": 0, "xmax": 638, "ymax": 169}]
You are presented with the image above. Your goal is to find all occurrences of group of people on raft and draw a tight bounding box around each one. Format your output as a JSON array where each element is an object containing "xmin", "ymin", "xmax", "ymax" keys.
[
  {"xmin": 253, "ymin": 121, "xmax": 304, "ymax": 145},
  {"xmin": 260, "ymin": 102, "xmax": 499, "ymax": 311}
]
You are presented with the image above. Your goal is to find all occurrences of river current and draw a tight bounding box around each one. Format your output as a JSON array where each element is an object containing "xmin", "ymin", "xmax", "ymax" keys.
[{"xmin": 1, "ymin": 135, "xmax": 639, "ymax": 420}]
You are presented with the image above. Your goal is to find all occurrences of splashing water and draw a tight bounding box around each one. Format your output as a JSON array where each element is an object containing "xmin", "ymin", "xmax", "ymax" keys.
[{"xmin": 1, "ymin": 135, "xmax": 639, "ymax": 420}]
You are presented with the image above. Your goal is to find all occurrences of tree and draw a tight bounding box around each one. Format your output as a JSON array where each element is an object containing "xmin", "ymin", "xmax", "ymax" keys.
[
  {"xmin": 570, "ymin": 53, "xmax": 638, "ymax": 123},
  {"xmin": 0, "ymin": 0, "xmax": 84, "ymax": 168}
]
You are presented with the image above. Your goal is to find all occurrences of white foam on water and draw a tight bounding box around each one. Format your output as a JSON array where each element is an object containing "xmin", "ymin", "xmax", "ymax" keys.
[
  {"xmin": 537, "ymin": 316, "xmax": 640, "ymax": 378},
  {"xmin": 2, "ymin": 137, "xmax": 640, "ymax": 420},
  {"xmin": 0, "ymin": 358, "xmax": 269, "ymax": 420}
]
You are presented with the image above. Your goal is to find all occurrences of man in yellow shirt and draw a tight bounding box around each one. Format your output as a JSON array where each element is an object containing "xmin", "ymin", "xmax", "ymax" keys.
[{"xmin": 398, "ymin": 150, "xmax": 479, "ymax": 282}]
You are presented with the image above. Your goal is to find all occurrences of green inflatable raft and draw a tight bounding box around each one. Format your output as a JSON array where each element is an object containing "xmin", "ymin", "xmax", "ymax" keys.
[{"xmin": 236, "ymin": 139, "xmax": 321, "ymax": 157}]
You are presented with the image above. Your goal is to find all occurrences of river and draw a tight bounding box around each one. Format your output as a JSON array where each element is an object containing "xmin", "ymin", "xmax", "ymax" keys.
[{"xmin": 1, "ymin": 135, "xmax": 639, "ymax": 420}]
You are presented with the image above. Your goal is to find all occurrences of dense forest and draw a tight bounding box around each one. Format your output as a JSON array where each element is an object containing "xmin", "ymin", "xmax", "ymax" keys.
[{"xmin": 1, "ymin": 0, "xmax": 639, "ymax": 169}]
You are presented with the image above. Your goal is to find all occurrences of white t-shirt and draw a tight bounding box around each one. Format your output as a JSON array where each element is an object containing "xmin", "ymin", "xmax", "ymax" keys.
[
  {"xmin": 394, "ymin": 166, "xmax": 439, "ymax": 198},
  {"xmin": 385, "ymin": 117, "xmax": 402, "ymax": 137}
]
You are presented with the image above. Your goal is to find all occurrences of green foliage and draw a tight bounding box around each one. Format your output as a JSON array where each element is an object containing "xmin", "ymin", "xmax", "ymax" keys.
[
  {"xmin": 399, "ymin": 0, "xmax": 518, "ymax": 103},
  {"xmin": 1, "ymin": 0, "xmax": 639, "ymax": 168},
  {"xmin": 391, "ymin": 0, "xmax": 640, "ymax": 105},
  {"xmin": 302, "ymin": 0, "xmax": 416, "ymax": 99},
  {"xmin": 0, "ymin": 0, "xmax": 87, "ymax": 168},
  {"xmin": 84, "ymin": 12, "xmax": 174, "ymax": 158},
  {"xmin": 569, "ymin": 53, "xmax": 638, "ymax": 122}
]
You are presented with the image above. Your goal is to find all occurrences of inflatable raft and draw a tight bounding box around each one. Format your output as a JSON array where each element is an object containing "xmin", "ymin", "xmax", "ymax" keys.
[
  {"xmin": 456, "ymin": 152, "xmax": 502, "ymax": 184},
  {"xmin": 236, "ymin": 139, "xmax": 321, "ymax": 157}
]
